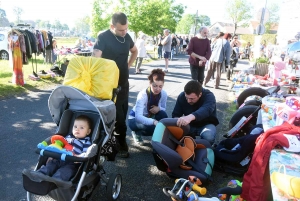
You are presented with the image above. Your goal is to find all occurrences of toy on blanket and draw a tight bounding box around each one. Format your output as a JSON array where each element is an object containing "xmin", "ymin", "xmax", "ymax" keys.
[
  {"xmin": 163, "ymin": 176, "xmax": 207, "ymax": 201},
  {"xmin": 37, "ymin": 135, "xmax": 73, "ymax": 156},
  {"xmin": 218, "ymin": 180, "xmax": 244, "ymax": 201}
]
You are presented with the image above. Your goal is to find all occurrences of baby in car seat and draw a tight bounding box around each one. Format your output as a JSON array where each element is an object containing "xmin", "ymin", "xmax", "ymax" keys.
[{"xmin": 37, "ymin": 115, "xmax": 93, "ymax": 181}]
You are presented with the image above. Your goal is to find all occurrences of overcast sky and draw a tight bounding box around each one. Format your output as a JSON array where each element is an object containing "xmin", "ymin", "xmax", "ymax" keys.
[{"xmin": 2, "ymin": 0, "xmax": 283, "ymax": 28}]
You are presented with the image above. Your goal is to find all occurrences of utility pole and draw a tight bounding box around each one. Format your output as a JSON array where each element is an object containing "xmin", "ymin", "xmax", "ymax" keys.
[
  {"xmin": 194, "ymin": 10, "xmax": 198, "ymax": 36},
  {"xmin": 257, "ymin": 0, "xmax": 268, "ymax": 35}
]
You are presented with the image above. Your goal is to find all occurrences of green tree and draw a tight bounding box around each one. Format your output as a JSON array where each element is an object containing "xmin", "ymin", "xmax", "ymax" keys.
[
  {"xmin": 225, "ymin": 0, "xmax": 253, "ymax": 35},
  {"xmin": 75, "ymin": 16, "xmax": 91, "ymax": 36},
  {"xmin": 265, "ymin": 3, "xmax": 280, "ymax": 34},
  {"xmin": 176, "ymin": 14, "xmax": 194, "ymax": 34},
  {"xmin": 125, "ymin": 0, "xmax": 185, "ymax": 36},
  {"xmin": 13, "ymin": 7, "xmax": 23, "ymax": 24},
  {"xmin": 54, "ymin": 20, "xmax": 62, "ymax": 32},
  {"xmin": 198, "ymin": 15, "xmax": 211, "ymax": 27},
  {"xmin": 0, "ymin": 8, "xmax": 9, "ymax": 27},
  {"xmin": 90, "ymin": 0, "xmax": 113, "ymax": 37},
  {"xmin": 176, "ymin": 14, "xmax": 211, "ymax": 35},
  {"xmin": 0, "ymin": 8, "xmax": 6, "ymax": 18}
]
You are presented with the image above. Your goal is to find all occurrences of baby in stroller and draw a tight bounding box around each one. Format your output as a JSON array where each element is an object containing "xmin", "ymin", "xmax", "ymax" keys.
[
  {"xmin": 37, "ymin": 115, "xmax": 92, "ymax": 181},
  {"xmin": 22, "ymin": 85, "xmax": 122, "ymax": 201}
]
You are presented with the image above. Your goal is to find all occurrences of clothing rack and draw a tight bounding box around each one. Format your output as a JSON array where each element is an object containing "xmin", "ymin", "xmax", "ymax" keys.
[{"xmin": 10, "ymin": 24, "xmax": 39, "ymax": 77}]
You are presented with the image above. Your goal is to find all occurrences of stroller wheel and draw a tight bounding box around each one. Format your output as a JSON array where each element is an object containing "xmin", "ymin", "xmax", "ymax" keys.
[
  {"xmin": 106, "ymin": 173, "xmax": 122, "ymax": 201},
  {"xmin": 162, "ymin": 187, "xmax": 172, "ymax": 197}
]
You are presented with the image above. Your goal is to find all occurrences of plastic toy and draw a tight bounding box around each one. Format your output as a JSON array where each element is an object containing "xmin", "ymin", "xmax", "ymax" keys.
[
  {"xmin": 37, "ymin": 135, "xmax": 73, "ymax": 156},
  {"xmin": 163, "ymin": 176, "xmax": 207, "ymax": 201},
  {"xmin": 218, "ymin": 180, "xmax": 243, "ymax": 201}
]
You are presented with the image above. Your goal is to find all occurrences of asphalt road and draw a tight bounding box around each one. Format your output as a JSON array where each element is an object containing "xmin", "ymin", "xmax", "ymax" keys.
[{"xmin": 0, "ymin": 54, "xmax": 249, "ymax": 201}]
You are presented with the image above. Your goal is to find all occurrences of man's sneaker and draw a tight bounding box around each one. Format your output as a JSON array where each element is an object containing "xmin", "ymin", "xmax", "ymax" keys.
[
  {"xmin": 131, "ymin": 131, "xmax": 144, "ymax": 146},
  {"xmin": 117, "ymin": 150, "xmax": 129, "ymax": 158},
  {"xmin": 116, "ymin": 139, "xmax": 129, "ymax": 158}
]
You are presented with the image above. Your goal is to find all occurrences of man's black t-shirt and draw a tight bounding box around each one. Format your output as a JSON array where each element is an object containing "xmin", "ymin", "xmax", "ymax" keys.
[{"xmin": 93, "ymin": 30, "xmax": 134, "ymax": 86}]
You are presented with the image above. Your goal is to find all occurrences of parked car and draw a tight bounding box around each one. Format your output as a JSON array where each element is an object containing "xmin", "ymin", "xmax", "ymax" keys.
[{"xmin": 0, "ymin": 31, "xmax": 9, "ymax": 60}]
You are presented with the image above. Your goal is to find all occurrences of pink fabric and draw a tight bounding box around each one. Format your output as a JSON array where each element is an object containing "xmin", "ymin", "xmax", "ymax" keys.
[
  {"xmin": 274, "ymin": 61, "xmax": 286, "ymax": 71},
  {"xmin": 241, "ymin": 122, "xmax": 300, "ymax": 201}
]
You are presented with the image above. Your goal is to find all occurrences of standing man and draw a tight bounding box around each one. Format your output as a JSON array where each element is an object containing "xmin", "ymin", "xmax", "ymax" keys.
[
  {"xmin": 186, "ymin": 27, "xmax": 211, "ymax": 84},
  {"xmin": 93, "ymin": 12, "xmax": 138, "ymax": 158},
  {"xmin": 156, "ymin": 34, "xmax": 163, "ymax": 59},
  {"xmin": 172, "ymin": 80, "xmax": 219, "ymax": 145},
  {"xmin": 161, "ymin": 29, "xmax": 172, "ymax": 72}
]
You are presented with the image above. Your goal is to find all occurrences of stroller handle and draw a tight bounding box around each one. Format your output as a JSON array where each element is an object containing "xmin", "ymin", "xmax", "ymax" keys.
[{"xmin": 36, "ymin": 148, "xmax": 90, "ymax": 162}]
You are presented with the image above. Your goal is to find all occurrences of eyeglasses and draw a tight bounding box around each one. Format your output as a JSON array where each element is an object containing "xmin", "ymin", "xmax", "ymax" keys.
[{"xmin": 234, "ymin": 38, "xmax": 238, "ymax": 39}]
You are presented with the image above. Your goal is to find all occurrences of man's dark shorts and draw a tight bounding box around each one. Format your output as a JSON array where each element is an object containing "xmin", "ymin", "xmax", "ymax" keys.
[{"xmin": 164, "ymin": 51, "xmax": 171, "ymax": 59}]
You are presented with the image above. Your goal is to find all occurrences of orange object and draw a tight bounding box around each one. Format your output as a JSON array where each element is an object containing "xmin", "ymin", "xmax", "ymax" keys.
[{"xmin": 51, "ymin": 135, "xmax": 73, "ymax": 151}]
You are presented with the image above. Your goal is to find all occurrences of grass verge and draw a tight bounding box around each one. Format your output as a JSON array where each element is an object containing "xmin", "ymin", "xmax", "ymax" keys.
[{"xmin": 0, "ymin": 37, "xmax": 79, "ymax": 99}]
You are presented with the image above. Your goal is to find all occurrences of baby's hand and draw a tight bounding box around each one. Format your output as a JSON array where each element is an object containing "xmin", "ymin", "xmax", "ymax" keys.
[{"xmin": 46, "ymin": 157, "xmax": 53, "ymax": 163}]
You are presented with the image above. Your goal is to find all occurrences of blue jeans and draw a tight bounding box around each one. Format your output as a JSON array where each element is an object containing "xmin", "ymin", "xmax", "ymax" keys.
[
  {"xmin": 158, "ymin": 46, "xmax": 163, "ymax": 58},
  {"xmin": 189, "ymin": 124, "xmax": 216, "ymax": 145},
  {"xmin": 38, "ymin": 159, "xmax": 80, "ymax": 181},
  {"xmin": 190, "ymin": 64, "xmax": 205, "ymax": 84},
  {"xmin": 128, "ymin": 110, "xmax": 168, "ymax": 136}
]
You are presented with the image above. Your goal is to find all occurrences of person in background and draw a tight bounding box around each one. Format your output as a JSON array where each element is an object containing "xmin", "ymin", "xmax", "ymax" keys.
[
  {"xmin": 52, "ymin": 39, "xmax": 58, "ymax": 64},
  {"xmin": 92, "ymin": 12, "xmax": 138, "ymax": 158},
  {"xmin": 75, "ymin": 38, "xmax": 82, "ymax": 48},
  {"xmin": 161, "ymin": 29, "xmax": 172, "ymax": 72},
  {"xmin": 156, "ymin": 34, "xmax": 163, "ymax": 59},
  {"xmin": 179, "ymin": 36, "xmax": 183, "ymax": 54},
  {"xmin": 128, "ymin": 69, "xmax": 168, "ymax": 145},
  {"xmin": 186, "ymin": 26, "xmax": 212, "ymax": 84},
  {"xmin": 135, "ymin": 34, "xmax": 147, "ymax": 74},
  {"xmin": 230, "ymin": 35, "xmax": 241, "ymax": 48},
  {"xmin": 182, "ymin": 36, "xmax": 187, "ymax": 54},
  {"xmin": 172, "ymin": 80, "xmax": 219, "ymax": 145},
  {"xmin": 203, "ymin": 32, "xmax": 231, "ymax": 88},
  {"xmin": 245, "ymin": 42, "xmax": 251, "ymax": 60},
  {"xmin": 170, "ymin": 34, "xmax": 178, "ymax": 60}
]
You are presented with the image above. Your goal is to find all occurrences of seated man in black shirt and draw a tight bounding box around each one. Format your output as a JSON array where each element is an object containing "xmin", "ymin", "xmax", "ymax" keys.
[{"xmin": 172, "ymin": 80, "xmax": 219, "ymax": 145}]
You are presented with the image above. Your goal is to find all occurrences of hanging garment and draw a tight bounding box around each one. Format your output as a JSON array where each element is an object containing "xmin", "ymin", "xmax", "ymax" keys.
[
  {"xmin": 8, "ymin": 34, "xmax": 24, "ymax": 86},
  {"xmin": 241, "ymin": 122, "xmax": 300, "ymax": 201}
]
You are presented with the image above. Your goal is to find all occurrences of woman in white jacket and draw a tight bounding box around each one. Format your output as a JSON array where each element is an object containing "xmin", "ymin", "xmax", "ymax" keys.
[
  {"xmin": 128, "ymin": 69, "xmax": 168, "ymax": 145},
  {"xmin": 135, "ymin": 34, "xmax": 147, "ymax": 74}
]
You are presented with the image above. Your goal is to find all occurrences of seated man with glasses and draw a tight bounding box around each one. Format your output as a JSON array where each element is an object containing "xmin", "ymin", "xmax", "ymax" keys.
[{"xmin": 172, "ymin": 80, "xmax": 219, "ymax": 145}]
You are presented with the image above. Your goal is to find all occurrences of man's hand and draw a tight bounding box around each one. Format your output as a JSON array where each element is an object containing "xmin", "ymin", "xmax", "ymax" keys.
[
  {"xmin": 176, "ymin": 115, "xmax": 194, "ymax": 127},
  {"xmin": 149, "ymin": 105, "xmax": 160, "ymax": 114},
  {"xmin": 199, "ymin": 60, "xmax": 204, "ymax": 66},
  {"xmin": 199, "ymin": 56, "xmax": 207, "ymax": 62}
]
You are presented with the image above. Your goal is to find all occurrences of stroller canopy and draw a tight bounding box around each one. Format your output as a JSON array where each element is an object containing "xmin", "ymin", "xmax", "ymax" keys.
[{"xmin": 48, "ymin": 85, "xmax": 116, "ymax": 136}]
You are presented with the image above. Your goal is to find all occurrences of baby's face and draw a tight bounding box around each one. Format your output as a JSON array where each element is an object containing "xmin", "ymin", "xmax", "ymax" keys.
[{"xmin": 72, "ymin": 120, "xmax": 91, "ymax": 139}]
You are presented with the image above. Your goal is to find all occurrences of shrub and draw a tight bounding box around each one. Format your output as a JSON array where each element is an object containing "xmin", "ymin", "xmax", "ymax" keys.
[{"xmin": 256, "ymin": 57, "xmax": 269, "ymax": 64}]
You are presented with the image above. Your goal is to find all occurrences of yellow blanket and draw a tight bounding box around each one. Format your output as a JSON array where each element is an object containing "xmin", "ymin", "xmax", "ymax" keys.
[{"xmin": 63, "ymin": 56, "xmax": 119, "ymax": 100}]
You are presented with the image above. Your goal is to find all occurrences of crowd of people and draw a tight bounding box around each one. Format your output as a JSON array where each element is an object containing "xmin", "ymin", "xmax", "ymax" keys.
[
  {"xmin": 90, "ymin": 12, "xmax": 226, "ymax": 158},
  {"xmin": 36, "ymin": 12, "xmax": 252, "ymax": 192}
]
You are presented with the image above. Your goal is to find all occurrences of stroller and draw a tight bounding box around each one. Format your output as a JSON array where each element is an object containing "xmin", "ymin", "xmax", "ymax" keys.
[{"xmin": 22, "ymin": 85, "xmax": 121, "ymax": 201}]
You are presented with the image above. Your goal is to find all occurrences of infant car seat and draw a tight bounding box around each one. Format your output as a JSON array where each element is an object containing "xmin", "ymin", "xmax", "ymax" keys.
[{"xmin": 151, "ymin": 118, "xmax": 214, "ymax": 185}]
